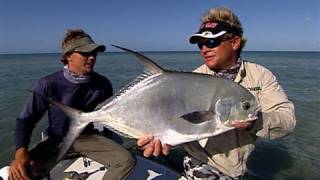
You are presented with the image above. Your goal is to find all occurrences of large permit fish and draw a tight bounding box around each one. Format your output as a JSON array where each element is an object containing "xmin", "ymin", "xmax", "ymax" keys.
[{"xmin": 51, "ymin": 45, "xmax": 259, "ymax": 161}]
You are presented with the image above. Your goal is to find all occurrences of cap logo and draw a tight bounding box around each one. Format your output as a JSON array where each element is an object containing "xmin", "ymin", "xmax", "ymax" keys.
[
  {"xmin": 203, "ymin": 31, "xmax": 213, "ymax": 36},
  {"xmin": 200, "ymin": 22, "xmax": 218, "ymax": 29}
]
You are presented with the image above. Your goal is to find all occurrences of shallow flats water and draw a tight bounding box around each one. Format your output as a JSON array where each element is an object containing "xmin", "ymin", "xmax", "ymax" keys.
[{"xmin": 0, "ymin": 51, "xmax": 319, "ymax": 179}]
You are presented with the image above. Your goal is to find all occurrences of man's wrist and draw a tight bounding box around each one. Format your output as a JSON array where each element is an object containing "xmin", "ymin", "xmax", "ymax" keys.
[{"xmin": 15, "ymin": 147, "xmax": 29, "ymax": 160}]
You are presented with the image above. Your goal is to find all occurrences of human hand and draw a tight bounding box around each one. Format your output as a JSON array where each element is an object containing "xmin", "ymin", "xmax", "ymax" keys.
[
  {"xmin": 229, "ymin": 119, "xmax": 256, "ymax": 130},
  {"xmin": 137, "ymin": 135, "xmax": 171, "ymax": 157},
  {"xmin": 9, "ymin": 148, "xmax": 33, "ymax": 180}
]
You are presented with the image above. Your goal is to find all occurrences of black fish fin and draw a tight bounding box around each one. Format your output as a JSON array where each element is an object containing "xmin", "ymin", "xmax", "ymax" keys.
[
  {"xmin": 111, "ymin": 44, "xmax": 165, "ymax": 75},
  {"xmin": 180, "ymin": 111, "xmax": 216, "ymax": 124}
]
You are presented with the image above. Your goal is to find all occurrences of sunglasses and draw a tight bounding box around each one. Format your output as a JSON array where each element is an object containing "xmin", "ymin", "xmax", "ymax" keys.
[
  {"xmin": 197, "ymin": 37, "xmax": 229, "ymax": 49},
  {"xmin": 75, "ymin": 51, "xmax": 98, "ymax": 57}
]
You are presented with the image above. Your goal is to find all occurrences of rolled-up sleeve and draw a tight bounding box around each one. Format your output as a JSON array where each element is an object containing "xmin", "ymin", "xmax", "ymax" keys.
[{"xmin": 250, "ymin": 68, "xmax": 296, "ymax": 139}]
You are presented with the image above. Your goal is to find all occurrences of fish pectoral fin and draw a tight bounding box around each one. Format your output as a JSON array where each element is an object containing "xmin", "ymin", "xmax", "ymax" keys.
[{"xmin": 180, "ymin": 111, "xmax": 215, "ymax": 124}]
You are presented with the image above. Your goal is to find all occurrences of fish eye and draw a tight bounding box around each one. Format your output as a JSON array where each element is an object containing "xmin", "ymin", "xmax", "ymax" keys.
[{"xmin": 242, "ymin": 102, "xmax": 251, "ymax": 110}]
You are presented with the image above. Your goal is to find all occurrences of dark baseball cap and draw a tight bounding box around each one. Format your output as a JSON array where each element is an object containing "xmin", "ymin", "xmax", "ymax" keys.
[{"xmin": 189, "ymin": 21, "xmax": 240, "ymax": 44}]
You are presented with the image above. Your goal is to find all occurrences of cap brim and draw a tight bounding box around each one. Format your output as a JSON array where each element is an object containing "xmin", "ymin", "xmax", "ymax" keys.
[
  {"xmin": 189, "ymin": 31, "xmax": 227, "ymax": 44},
  {"xmin": 74, "ymin": 43, "xmax": 106, "ymax": 53}
]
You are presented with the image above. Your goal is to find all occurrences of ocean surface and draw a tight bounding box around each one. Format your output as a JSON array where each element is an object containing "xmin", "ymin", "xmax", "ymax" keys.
[{"xmin": 0, "ymin": 51, "xmax": 319, "ymax": 179}]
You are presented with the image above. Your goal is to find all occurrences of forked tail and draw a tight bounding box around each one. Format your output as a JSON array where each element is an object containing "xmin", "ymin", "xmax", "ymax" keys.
[{"xmin": 40, "ymin": 96, "xmax": 92, "ymax": 161}]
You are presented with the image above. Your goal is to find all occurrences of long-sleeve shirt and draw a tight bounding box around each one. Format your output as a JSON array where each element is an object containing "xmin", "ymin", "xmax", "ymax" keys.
[
  {"xmin": 185, "ymin": 60, "xmax": 296, "ymax": 177},
  {"xmin": 15, "ymin": 71, "xmax": 113, "ymax": 149}
]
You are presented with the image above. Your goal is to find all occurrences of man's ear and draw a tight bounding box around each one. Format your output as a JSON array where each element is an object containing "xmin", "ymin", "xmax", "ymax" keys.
[
  {"xmin": 231, "ymin": 36, "xmax": 241, "ymax": 50},
  {"xmin": 66, "ymin": 53, "xmax": 73, "ymax": 62}
]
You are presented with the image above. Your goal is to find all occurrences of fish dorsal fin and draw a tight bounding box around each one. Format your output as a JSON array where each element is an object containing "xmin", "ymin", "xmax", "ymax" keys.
[
  {"xmin": 95, "ymin": 45, "xmax": 165, "ymax": 110},
  {"xmin": 95, "ymin": 73, "xmax": 149, "ymax": 110},
  {"xmin": 180, "ymin": 111, "xmax": 215, "ymax": 124},
  {"xmin": 111, "ymin": 44, "xmax": 164, "ymax": 75}
]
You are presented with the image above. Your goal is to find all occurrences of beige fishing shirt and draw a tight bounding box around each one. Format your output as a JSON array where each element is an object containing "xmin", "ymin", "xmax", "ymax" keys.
[{"xmin": 186, "ymin": 60, "xmax": 296, "ymax": 177}]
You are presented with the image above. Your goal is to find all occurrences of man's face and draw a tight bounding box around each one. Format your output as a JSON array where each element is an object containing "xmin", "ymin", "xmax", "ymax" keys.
[
  {"xmin": 198, "ymin": 36, "xmax": 241, "ymax": 71},
  {"xmin": 67, "ymin": 51, "xmax": 97, "ymax": 75}
]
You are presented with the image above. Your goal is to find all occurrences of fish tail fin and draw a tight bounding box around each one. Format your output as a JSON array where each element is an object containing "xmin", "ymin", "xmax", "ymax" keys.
[
  {"xmin": 51, "ymin": 101, "xmax": 92, "ymax": 161},
  {"xmin": 30, "ymin": 90, "xmax": 92, "ymax": 161}
]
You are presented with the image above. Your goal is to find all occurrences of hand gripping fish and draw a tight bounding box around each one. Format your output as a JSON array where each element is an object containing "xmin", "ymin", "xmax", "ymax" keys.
[{"xmin": 49, "ymin": 45, "xmax": 260, "ymax": 161}]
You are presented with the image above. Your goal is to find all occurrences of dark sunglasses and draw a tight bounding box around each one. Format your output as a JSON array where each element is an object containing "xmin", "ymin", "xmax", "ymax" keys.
[
  {"xmin": 75, "ymin": 51, "xmax": 98, "ymax": 57},
  {"xmin": 197, "ymin": 38, "xmax": 229, "ymax": 49}
]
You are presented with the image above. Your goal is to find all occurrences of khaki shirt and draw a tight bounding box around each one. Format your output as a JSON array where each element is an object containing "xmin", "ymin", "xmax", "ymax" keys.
[{"xmin": 185, "ymin": 60, "xmax": 296, "ymax": 177}]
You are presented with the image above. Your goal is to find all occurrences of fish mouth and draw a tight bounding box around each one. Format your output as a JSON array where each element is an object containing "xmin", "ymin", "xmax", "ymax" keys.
[
  {"xmin": 244, "ymin": 116, "xmax": 258, "ymax": 122},
  {"xmin": 245, "ymin": 110, "xmax": 259, "ymax": 122}
]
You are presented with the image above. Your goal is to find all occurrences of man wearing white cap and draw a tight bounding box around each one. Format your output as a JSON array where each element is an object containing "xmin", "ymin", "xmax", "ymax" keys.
[
  {"xmin": 138, "ymin": 7, "xmax": 296, "ymax": 179},
  {"xmin": 10, "ymin": 29, "xmax": 135, "ymax": 180}
]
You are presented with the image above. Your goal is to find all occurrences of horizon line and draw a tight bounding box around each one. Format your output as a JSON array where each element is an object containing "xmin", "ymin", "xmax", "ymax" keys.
[{"xmin": 1, "ymin": 50, "xmax": 320, "ymax": 55}]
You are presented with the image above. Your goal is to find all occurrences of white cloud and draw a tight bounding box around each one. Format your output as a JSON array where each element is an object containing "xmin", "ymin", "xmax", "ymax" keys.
[{"xmin": 304, "ymin": 17, "xmax": 312, "ymax": 23}]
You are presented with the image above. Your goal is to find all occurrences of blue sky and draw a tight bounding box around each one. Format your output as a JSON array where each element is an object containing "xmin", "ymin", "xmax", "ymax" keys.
[{"xmin": 0, "ymin": 0, "xmax": 319, "ymax": 53}]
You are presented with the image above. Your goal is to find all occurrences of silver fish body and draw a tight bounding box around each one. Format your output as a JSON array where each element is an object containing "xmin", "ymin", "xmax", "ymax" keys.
[{"xmin": 52, "ymin": 45, "xmax": 259, "ymax": 161}]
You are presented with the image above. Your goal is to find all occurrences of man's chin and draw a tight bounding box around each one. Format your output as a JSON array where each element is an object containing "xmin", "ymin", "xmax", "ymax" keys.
[
  {"xmin": 205, "ymin": 61, "xmax": 218, "ymax": 70},
  {"xmin": 83, "ymin": 69, "xmax": 94, "ymax": 74}
]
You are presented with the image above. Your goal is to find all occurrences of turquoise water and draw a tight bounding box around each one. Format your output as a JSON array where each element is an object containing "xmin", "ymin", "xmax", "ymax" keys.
[{"xmin": 0, "ymin": 51, "xmax": 319, "ymax": 179}]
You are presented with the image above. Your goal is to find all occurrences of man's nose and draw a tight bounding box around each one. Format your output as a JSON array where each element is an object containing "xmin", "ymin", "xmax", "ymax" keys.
[
  {"xmin": 87, "ymin": 55, "xmax": 96, "ymax": 61},
  {"xmin": 201, "ymin": 45, "xmax": 212, "ymax": 53},
  {"xmin": 88, "ymin": 54, "xmax": 96, "ymax": 58}
]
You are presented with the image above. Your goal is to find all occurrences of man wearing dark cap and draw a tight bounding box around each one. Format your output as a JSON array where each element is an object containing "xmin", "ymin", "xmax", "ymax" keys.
[
  {"xmin": 9, "ymin": 29, "xmax": 135, "ymax": 180},
  {"xmin": 137, "ymin": 7, "xmax": 295, "ymax": 179}
]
